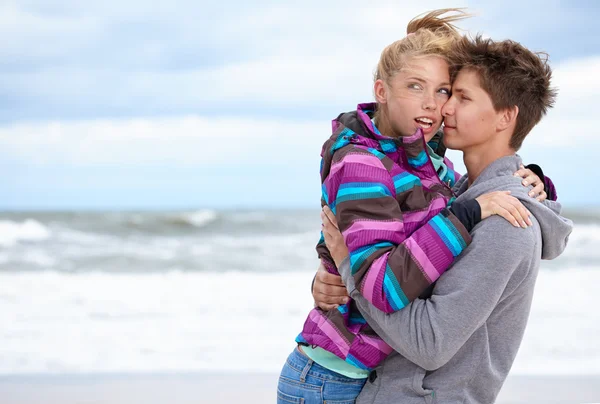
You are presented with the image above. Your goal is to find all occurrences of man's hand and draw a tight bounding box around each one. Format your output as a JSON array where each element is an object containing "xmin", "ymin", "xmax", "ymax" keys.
[
  {"xmin": 321, "ymin": 206, "xmax": 349, "ymax": 267},
  {"xmin": 313, "ymin": 263, "xmax": 349, "ymax": 311}
]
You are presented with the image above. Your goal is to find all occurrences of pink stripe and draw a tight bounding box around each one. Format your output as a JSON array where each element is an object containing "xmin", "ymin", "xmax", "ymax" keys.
[
  {"xmin": 340, "ymin": 153, "xmax": 385, "ymax": 169},
  {"xmin": 308, "ymin": 310, "xmax": 350, "ymax": 356},
  {"xmin": 361, "ymin": 254, "xmax": 388, "ymax": 307},
  {"xmin": 419, "ymin": 178, "xmax": 438, "ymax": 189},
  {"xmin": 402, "ymin": 197, "xmax": 447, "ymax": 225},
  {"xmin": 342, "ymin": 220, "xmax": 404, "ymax": 251},
  {"xmin": 360, "ymin": 334, "xmax": 393, "ymax": 355},
  {"xmin": 404, "ymin": 236, "xmax": 439, "ymax": 283},
  {"xmin": 328, "ymin": 153, "xmax": 387, "ymax": 184},
  {"xmin": 401, "ymin": 127, "xmax": 424, "ymax": 143}
]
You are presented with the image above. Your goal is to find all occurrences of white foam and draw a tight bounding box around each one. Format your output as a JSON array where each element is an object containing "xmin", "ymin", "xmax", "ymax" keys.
[
  {"xmin": 0, "ymin": 267, "xmax": 598, "ymax": 375},
  {"xmin": 183, "ymin": 210, "xmax": 218, "ymax": 228},
  {"xmin": 0, "ymin": 219, "xmax": 51, "ymax": 247}
]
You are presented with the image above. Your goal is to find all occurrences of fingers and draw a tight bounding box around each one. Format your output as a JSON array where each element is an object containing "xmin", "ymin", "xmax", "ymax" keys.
[
  {"xmin": 316, "ymin": 265, "xmax": 346, "ymax": 287},
  {"xmin": 313, "ymin": 271, "xmax": 349, "ymax": 310},
  {"xmin": 494, "ymin": 196, "xmax": 532, "ymax": 228},
  {"xmin": 513, "ymin": 167, "xmax": 530, "ymax": 179},
  {"xmin": 536, "ymin": 190, "xmax": 547, "ymax": 202},
  {"xmin": 313, "ymin": 288, "xmax": 349, "ymax": 305},
  {"xmin": 321, "ymin": 210, "xmax": 338, "ymax": 235},
  {"xmin": 322, "ymin": 206, "xmax": 339, "ymax": 229},
  {"xmin": 528, "ymin": 182, "xmax": 544, "ymax": 198},
  {"xmin": 316, "ymin": 301, "xmax": 341, "ymax": 311}
]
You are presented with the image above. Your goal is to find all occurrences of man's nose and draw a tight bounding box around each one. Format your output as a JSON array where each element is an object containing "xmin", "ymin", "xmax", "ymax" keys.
[{"xmin": 442, "ymin": 98, "xmax": 455, "ymax": 116}]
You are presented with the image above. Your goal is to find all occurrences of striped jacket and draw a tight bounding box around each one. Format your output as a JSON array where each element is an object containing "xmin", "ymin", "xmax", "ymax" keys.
[{"xmin": 296, "ymin": 103, "xmax": 472, "ymax": 370}]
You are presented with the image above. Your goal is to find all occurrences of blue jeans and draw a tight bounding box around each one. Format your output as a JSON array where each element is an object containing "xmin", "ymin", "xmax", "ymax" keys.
[{"xmin": 277, "ymin": 347, "xmax": 367, "ymax": 403}]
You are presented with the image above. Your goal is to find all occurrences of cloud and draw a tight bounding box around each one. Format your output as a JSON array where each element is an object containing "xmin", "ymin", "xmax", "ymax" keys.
[
  {"xmin": 525, "ymin": 56, "xmax": 600, "ymax": 147},
  {"xmin": 0, "ymin": 116, "xmax": 327, "ymax": 167}
]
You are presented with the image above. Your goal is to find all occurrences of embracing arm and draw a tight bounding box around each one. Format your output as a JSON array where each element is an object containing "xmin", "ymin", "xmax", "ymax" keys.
[
  {"xmin": 323, "ymin": 150, "xmax": 472, "ymax": 314},
  {"xmin": 337, "ymin": 217, "xmax": 535, "ymax": 370}
]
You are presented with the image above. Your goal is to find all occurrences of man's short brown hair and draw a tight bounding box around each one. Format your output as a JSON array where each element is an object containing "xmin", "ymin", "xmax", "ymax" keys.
[{"xmin": 450, "ymin": 36, "xmax": 557, "ymax": 150}]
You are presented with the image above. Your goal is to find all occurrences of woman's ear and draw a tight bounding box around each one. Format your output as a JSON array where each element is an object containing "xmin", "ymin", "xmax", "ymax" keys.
[{"xmin": 374, "ymin": 79, "xmax": 388, "ymax": 104}]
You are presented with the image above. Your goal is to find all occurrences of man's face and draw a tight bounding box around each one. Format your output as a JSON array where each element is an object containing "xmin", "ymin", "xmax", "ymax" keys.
[{"xmin": 441, "ymin": 69, "xmax": 501, "ymax": 151}]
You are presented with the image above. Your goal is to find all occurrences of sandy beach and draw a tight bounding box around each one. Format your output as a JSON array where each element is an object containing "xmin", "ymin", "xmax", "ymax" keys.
[{"xmin": 1, "ymin": 372, "xmax": 599, "ymax": 404}]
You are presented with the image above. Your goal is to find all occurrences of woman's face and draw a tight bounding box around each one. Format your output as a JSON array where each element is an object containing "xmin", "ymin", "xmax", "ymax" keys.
[{"xmin": 375, "ymin": 55, "xmax": 451, "ymax": 141}]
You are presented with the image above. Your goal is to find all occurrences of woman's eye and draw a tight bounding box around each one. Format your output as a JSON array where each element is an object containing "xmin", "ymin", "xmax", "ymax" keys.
[
  {"xmin": 438, "ymin": 88, "xmax": 451, "ymax": 95},
  {"xmin": 408, "ymin": 83, "xmax": 422, "ymax": 90}
]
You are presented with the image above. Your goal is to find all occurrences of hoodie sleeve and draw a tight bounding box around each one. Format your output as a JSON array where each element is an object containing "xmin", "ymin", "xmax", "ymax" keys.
[
  {"xmin": 324, "ymin": 148, "xmax": 472, "ymax": 314},
  {"xmin": 338, "ymin": 216, "xmax": 536, "ymax": 370}
]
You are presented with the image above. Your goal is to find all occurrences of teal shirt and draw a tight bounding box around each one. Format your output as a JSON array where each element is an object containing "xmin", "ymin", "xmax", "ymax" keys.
[
  {"xmin": 427, "ymin": 144, "xmax": 448, "ymax": 180},
  {"xmin": 300, "ymin": 345, "xmax": 370, "ymax": 379}
]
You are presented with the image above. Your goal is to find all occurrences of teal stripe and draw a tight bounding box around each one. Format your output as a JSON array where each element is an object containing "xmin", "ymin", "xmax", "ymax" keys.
[
  {"xmin": 408, "ymin": 150, "xmax": 428, "ymax": 167},
  {"xmin": 346, "ymin": 354, "xmax": 370, "ymax": 370},
  {"xmin": 383, "ymin": 265, "xmax": 409, "ymax": 310},
  {"xmin": 444, "ymin": 166, "xmax": 456, "ymax": 187},
  {"xmin": 336, "ymin": 183, "xmax": 392, "ymax": 204},
  {"xmin": 337, "ymin": 303, "xmax": 349, "ymax": 315},
  {"xmin": 349, "ymin": 312, "xmax": 367, "ymax": 325},
  {"xmin": 350, "ymin": 242, "xmax": 394, "ymax": 275},
  {"xmin": 440, "ymin": 214, "xmax": 468, "ymax": 250},
  {"xmin": 367, "ymin": 148, "xmax": 386, "ymax": 160},
  {"xmin": 393, "ymin": 172, "xmax": 421, "ymax": 194},
  {"xmin": 295, "ymin": 334, "xmax": 308, "ymax": 344},
  {"xmin": 430, "ymin": 215, "xmax": 462, "ymax": 256},
  {"xmin": 322, "ymin": 184, "xmax": 329, "ymax": 204},
  {"xmin": 379, "ymin": 139, "xmax": 397, "ymax": 153},
  {"xmin": 330, "ymin": 128, "xmax": 355, "ymax": 154}
]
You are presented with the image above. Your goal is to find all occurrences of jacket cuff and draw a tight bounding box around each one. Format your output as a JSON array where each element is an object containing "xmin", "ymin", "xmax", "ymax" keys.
[{"xmin": 448, "ymin": 199, "xmax": 481, "ymax": 232}]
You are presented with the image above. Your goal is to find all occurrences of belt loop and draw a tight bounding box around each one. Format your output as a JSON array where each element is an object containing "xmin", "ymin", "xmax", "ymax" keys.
[{"xmin": 300, "ymin": 357, "xmax": 313, "ymax": 383}]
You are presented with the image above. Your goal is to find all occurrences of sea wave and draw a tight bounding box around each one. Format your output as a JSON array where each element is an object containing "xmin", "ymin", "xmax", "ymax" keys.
[
  {"xmin": 0, "ymin": 267, "xmax": 597, "ymax": 375},
  {"xmin": 0, "ymin": 219, "xmax": 51, "ymax": 247}
]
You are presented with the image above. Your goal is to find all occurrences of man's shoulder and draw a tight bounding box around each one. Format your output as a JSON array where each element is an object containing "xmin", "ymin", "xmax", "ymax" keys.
[{"xmin": 470, "ymin": 215, "xmax": 538, "ymax": 253}]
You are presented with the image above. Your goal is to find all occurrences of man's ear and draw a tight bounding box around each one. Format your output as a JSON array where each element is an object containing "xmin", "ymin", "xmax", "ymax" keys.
[
  {"xmin": 374, "ymin": 79, "xmax": 387, "ymax": 104},
  {"xmin": 498, "ymin": 105, "xmax": 519, "ymax": 132}
]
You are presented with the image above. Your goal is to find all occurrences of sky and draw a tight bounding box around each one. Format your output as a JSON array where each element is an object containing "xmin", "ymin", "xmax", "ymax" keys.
[{"xmin": 1, "ymin": 0, "xmax": 599, "ymax": 210}]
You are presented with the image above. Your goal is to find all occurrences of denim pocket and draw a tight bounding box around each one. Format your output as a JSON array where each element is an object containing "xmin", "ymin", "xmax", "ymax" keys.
[
  {"xmin": 323, "ymin": 399, "xmax": 357, "ymax": 404},
  {"xmin": 277, "ymin": 387, "xmax": 304, "ymax": 404}
]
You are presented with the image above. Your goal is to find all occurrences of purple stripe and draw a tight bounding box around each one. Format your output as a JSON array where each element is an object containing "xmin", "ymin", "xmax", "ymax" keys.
[
  {"xmin": 361, "ymin": 254, "xmax": 389, "ymax": 310},
  {"xmin": 308, "ymin": 310, "xmax": 350, "ymax": 356},
  {"xmin": 342, "ymin": 219, "xmax": 404, "ymax": 251},
  {"xmin": 404, "ymin": 236, "xmax": 439, "ymax": 283},
  {"xmin": 360, "ymin": 334, "xmax": 394, "ymax": 355},
  {"xmin": 402, "ymin": 197, "xmax": 447, "ymax": 225}
]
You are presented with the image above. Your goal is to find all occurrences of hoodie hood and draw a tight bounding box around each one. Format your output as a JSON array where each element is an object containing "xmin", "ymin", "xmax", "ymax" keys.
[{"xmin": 453, "ymin": 155, "xmax": 573, "ymax": 260}]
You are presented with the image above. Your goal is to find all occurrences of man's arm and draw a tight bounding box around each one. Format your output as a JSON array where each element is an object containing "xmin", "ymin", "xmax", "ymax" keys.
[{"xmin": 337, "ymin": 216, "xmax": 536, "ymax": 371}]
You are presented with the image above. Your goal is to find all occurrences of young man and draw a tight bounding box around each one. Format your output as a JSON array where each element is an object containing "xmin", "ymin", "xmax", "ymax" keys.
[{"xmin": 317, "ymin": 36, "xmax": 573, "ymax": 403}]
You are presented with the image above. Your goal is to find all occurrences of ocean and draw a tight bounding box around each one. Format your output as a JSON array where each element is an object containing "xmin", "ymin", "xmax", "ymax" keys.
[{"xmin": 0, "ymin": 208, "xmax": 598, "ymax": 375}]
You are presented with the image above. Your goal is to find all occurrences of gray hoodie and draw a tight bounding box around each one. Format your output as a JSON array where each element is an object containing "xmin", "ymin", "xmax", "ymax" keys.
[{"xmin": 337, "ymin": 155, "xmax": 573, "ymax": 404}]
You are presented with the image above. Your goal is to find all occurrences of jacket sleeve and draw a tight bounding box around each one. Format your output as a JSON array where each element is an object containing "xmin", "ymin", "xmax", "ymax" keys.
[
  {"xmin": 338, "ymin": 216, "xmax": 536, "ymax": 370},
  {"xmin": 326, "ymin": 150, "xmax": 472, "ymax": 314}
]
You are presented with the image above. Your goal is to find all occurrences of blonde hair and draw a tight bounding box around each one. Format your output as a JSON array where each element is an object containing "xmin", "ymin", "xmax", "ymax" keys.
[
  {"xmin": 375, "ymin": 8, "xmax": 470, "ymax": 83},
  {"xmin": 373, "ymin": 8, "xmax": 470, "ymax": 135}
]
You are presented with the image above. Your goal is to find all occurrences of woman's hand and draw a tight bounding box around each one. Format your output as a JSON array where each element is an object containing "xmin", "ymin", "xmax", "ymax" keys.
[
  {"xmin": 475, "ymin": 191, "xmax": 533, "ymax": 228},
  {"xmin": 321, "ymin": 206, "xmax": 349, "ymax": 267},
  {"xmin": 513, "ymin": 164, "xmax": 547, "ymax": 202},
  {"xmin": 312, "ymin": 263, "xmax": 349, "ymax": 311}
]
